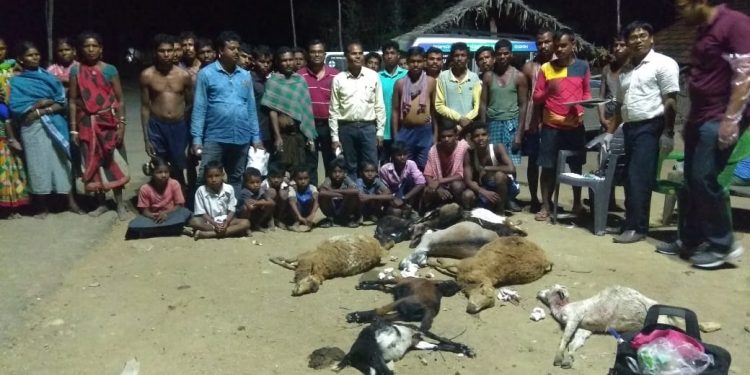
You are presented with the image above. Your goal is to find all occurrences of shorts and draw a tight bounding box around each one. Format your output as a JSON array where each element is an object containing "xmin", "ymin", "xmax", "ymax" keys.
[
  {"xmin": 148, "ymin": 117, "xmax": 189, "ymax": 170},
  {"xmin": 477, "ymin": 176, "xmax": 520, "ymax": 207},
  {"xmin": 537, "ymin": 126, "xmax": 585, "ymax": 170},
  {"xmin": 488, "ymin": 118, "xmax": 521, "ymax": 166},
  {"xmin": 522, "ymin": 132, "xmax": 540, "ymax": 158}
]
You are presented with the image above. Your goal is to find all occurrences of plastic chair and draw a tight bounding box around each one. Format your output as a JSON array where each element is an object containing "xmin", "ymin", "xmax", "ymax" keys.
[{"xmin": 552, "ymin": 149, "xmax": 621, "ymax": 235}]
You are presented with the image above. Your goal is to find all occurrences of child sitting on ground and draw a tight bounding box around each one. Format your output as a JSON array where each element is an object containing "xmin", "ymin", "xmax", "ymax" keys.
[
  {"xmin": 261, "ymin": 165, "xmax": 288, "ymax": 228},
  {"xmin": 357, "ymin": 161, "xmax": 393, "ymax": 222},
  {"xmin": 189, "ymin": 160, "xmax": 251, "ymax": 240},
  {"xmin": 126, "ymin": 157, "xmax": 192, "ymax": 239},
  {"xmin": 236, "ymin": 167, "xmax": 275, "ymax": 233},
  {"xmin": 281, "ymin": 167, "xmax": 318, "ymax": 232},
  {"xmin": 318, "ymin": 158, "xmax": 360, "ymax": 228},
  {"xmin": 379, "ymin": 141, "xmax": 425, "ymax": 217}
]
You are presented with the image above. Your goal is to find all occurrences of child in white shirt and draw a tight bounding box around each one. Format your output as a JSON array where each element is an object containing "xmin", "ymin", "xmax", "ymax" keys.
[{"xmin": 188, "ymin": 161, "xmax": 250, "ymax": 240}]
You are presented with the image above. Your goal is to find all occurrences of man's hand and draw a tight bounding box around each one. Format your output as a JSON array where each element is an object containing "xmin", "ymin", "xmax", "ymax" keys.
[
  {"xmin": 479, "ymin": 188, "xmax": 500, "ymax": 204},
  {"xmin": 332, "ymin": 141, "xmax": 342, "ymax": 156},
  {"xmin": 377, "ymin": 136, "xmax": 384, "ymax": 148},
  {"xmin": 512, "ymin": 134, "xmax": 522, "ymax": 153},
  {"xmin": 426, "ymin": 180, "xmax": 440, "ymax": 192},
  {"xmin": 275, "ymin": 137, "xmax": 284, "ymax": 152},
  {"xmin": 392, "ymin": 197, "xmax": 404, "ymax": 207},
  {"xmin": 437, "ymin": 187, "xmax": 452, "ymax": 200},
  {"xmin": 191, "ymin": 144, "xmax": 203, "ymax": 156},
  {"xmin": 254, "ymin": 142, "xmax": 265, "ymax": 150},
  {"xmin": 144, "ymin": 139, "xmax": 156, "ymax": 157},
  {"xmin": 458, "ymin": 117, "xmax": 471, "ymax": 129},
  {"xmin": 659, "ymin": 132, "xmax": 675, "ymax": 154},
  {"xmin": 359, "ymin": 192, "xmax": 370, "ymax": 202},
  {"xmin": 717, "ymin": 118, "xmax": 740, "ymax": 150},
  {"xmin": 602, "ymin": 133, "xmax": 614, "ymax": 151},
  {"xmin": 71, "ymin": 133, "xmax": 80, "ymax": 146}
]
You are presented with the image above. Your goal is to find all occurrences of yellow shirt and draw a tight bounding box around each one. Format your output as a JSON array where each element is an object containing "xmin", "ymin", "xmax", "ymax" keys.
[
  {"xmin": 435, "ymin": 69, "xmax": 482, "ymax": 121},
  {"xmin": 328, "ymin": 67, "xmax": 386, "ymax": 142}
]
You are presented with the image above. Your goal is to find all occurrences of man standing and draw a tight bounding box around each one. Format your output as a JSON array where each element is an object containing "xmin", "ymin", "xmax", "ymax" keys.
[
  {"xmin": 179, "ymin": 32, "xmax": 201, "ymax": 78},
  {"xmin": 299, "ymin": 39, "xmax": 339, "ymax": 184},
  {"xmin": 191, "ymin": 31, "xmax": 262, "ymax": 193},
  {"xmin": 379, "ymin": 41, "xmax": 408, "ymax": 163},
  {"xmin": 658, "ymin": 0, "xmax": 750, "ymax": 268},
  {"xmin": 532, "ymin": 28, "xmax": 591, "ymax": 222},
  {"xmin": 522, "ymin": 28, "xmax": 554, "ymax": 212},
  {"xmin": 251, "ymin": 45, "xmax": 274, "ymax": 151},
  {"xmin": 474, "ymin": 46, "xmax": 494, "ymax": 77},
  {"xmin": 329, "ymin": 41, "xmax": 386, "ymax": 180},
  {"xmin": 425, "ymin": 47, "xmax": 444, "ymax": 79},
  {"xmin": 195, "ymin": 38, "xmax": 216, "ymax": 68},
  {"xmin": 392, "ymin": 47, "xmax": 438, "ymax": 170},
  {"xmin": 435, "ymin": 43, "xmax": 482, "ymax": 132},
  {"xmin": 140, "ymin": 34, "xmax": 193, "ymax": 186},
  {"xmin": 609, "ymin": 22, "xmax": 679, "ymax": 244},
  {"xmin": 293, "ymin": 47, "xmax": 307, "ymax": 70},
  {"xmin": 480, "ymin": 39, "xmax": 528, "ymax": 212},
  {"xmin": 262, "ymin": 47, "xmax": 316, "ymax": 174}
]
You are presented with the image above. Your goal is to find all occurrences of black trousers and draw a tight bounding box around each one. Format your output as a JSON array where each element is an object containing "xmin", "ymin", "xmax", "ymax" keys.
[
  {"xmin": 622, "ymin": 116, "xmax": 663, "ymax": 234},
  {"xmin": 312, "ymin": 119, "xmax": 336, "ymax": 185}
]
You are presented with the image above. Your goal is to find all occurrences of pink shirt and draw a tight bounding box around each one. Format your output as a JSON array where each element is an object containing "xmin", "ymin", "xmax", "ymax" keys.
[
  {"xmin": 298, "ymin": 65, "xmax": 339, "ymax": 120},
  {"xmin": 137, "ymin": 179, "xmax": 185, "ymax": 213},
  {"xmin": 423, "ymin": 140, "xmax": 470, "ymax": 181},
  {"xmin": 379, "ymin": 160, "xmax": 426, "ymax": 192},
  {"xmin": 47, "ymin": 62, "xmax": 78, "ymax": 85}
]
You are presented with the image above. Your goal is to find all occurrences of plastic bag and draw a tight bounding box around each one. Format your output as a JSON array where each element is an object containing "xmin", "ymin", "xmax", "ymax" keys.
[
  {"xmin": 246, "ymin": 146, "xmax": 269, "ymax": 176},
  {"xmin": 637, "ymin": 337, "xmax": 712, "ymax": 375}
]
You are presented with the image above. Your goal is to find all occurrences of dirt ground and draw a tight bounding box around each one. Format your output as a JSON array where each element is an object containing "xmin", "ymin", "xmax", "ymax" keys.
[{"xmin": 0, "ymin": 85, "xmax": 748, "ymax": 374}]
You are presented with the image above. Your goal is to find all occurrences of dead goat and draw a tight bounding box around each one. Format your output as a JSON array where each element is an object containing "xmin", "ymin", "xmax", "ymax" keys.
[
  {"xmin": 346, "ymin": 276, "xmax": 462, "ymax": 331},
  {"xmin": 409, "ymin": 205, "xmax": 526, "ymax": 248},
  {"xmin": 430, "ymin": 237, "xmax": 552, "ymax": 314},
  {"xmin": 269, "ymin": 235, "xmax": 386, "ymax": 296},
  {"xmin": 374, "ymin": 215, "xmax": 416, "ymax": 249},
  {"xmin": 536, "ymin": 284, "xmax": 657, "ymax": 369},
  {"xmin": 400, "ymin": 221, "xmax": 499, "ymax": 270},
  {"xmin": 333, "ymin": 319, "xmax": 475, "ymax": 375}
]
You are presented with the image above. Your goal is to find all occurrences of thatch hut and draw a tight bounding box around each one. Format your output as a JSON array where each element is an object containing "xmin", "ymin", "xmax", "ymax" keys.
[{"xmin": 394, "ymin": 0, "xmax": 600, "ymax": 57}]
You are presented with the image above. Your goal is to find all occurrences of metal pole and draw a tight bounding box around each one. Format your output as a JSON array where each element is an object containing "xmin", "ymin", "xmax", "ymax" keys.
[
  {"xmin": 46, "ymin": 0, "xmax": 54, "ymax": 66},
  {"xmin": 290, "ymin": 0, "xmax": 298, "ymax": 47},
  {"xmin": 616, "ymin": 0, "xmax": 621, "ymax": 32},
  {"xmin": 338, "ymin": 0, "xmax": 344, "ymax": 51}
]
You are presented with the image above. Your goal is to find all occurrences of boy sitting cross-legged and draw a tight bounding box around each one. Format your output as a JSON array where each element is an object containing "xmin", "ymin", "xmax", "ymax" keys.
[{"xmin": 189, "ymin": 161, "xmax": 251, "ymax": 240}]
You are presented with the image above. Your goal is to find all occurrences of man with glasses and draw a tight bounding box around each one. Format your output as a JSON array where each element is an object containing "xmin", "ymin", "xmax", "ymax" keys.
[{"xmin": 608, "ymin": 21, "xmax": 679, "ymax": 244}]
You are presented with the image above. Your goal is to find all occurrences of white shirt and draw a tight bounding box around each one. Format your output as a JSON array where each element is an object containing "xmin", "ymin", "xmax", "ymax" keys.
[
  {"xmin": 194, "ymin": 183, "xmax": 237, "ymax": 220},
  {"xmin": 328, "ymin": 66, "xmax": 386, "ymax": 142},
  {"xmin": 618, "ymin": 49, "xmax": 680, "ymax": 123}
]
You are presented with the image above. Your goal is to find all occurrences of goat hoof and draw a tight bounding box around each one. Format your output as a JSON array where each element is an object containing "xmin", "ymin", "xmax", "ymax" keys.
[
  {"xmin": 345, "ymin": 312, "xmax": 360, "ymax": 323},
  {"xmin": 561, "ymin": 360, "xmax": 573, "ymax": 369},
  {"xmin": 553, "ymin": 356, "xmax": 563, "ymax": 367}
]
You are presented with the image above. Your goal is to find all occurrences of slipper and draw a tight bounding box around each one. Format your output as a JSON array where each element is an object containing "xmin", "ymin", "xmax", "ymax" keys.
[{"xmin": 534, "ymin": 210, "xmax": 549, "ymax": 222}]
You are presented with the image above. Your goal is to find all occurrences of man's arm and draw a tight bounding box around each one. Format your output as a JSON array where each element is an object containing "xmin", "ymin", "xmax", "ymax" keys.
[
  {"xmin": 184, "ymin": 71, "xmax": 194, "ymax": 115},
  {"xmin": 482, "ymin": 144, "xmax": 516, "ymax": 174},
  {"xmin": 328, "ymin": 76, "xmax": 341, "ymax": 143},
  {"xmin": 139, "ymin": 70, "xmax": 154, "ymax": 156},
  {"xmin": 581, "ymin": 63, "xmax": 592, "ymax": 100},
  {"xmin": 392, "ymin": 79, "xmax": 402, "ymax": 136},
  {"xmin": 246, "ymin": 78, "xmax": 261, "ymax": 146},
  {"xmin": 373, "ymin": 77, "xmax": 386, "ymax": 143},
  {"xmin": 532, "ymin": 69, "xmax": 548, "ymax": 104},
  {"xmin": 191, "ymin": 72, "xmax": 208, "ymax": 149},
  {"xmin": 479, "ymin": 74, "xmax": 490, "ymax": 123},
  {"xmin": 515, "ymin": 69, "xmax": 529, "ymax": 149},
  {"xmin": 463, "ymin": 152, "xmax": 482, "ymax": 193},
  {"xmin": 598, "ymin": 66, "xmax": 609, "ymax": 129},
  {"xmin": 434, "ymin": 78, "xmax": 462, "ymax": 121},
  {"xmin": 465, "ymin": 80, "xmax": 482, "ymax": 120}
]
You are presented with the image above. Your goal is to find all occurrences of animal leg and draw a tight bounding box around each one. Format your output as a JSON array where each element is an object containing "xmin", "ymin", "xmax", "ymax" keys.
[
  {"xmin": 426, "ymin": 258, "xmax": 458, "ymax": 277},
  {"xmin": 562, "ymin": 329, "xmax": 592, "ymax": 369},
  {"xmin": 268, "ymin": 256, "xmax": 298, "ymax": 270},
  {"xmin": 347, "ymin": 302, "xmax": 401, "ymax": 324},
  {"xmin": 356, "ymin": 279, "xmax": 399, "ymax": 291},
  {"xmin": 414, "ymin": 329, "xmax": 476, "ymax": 358},
  {"xmin": 554, "ymin": 319, "xmax": 581, "ymax": 367},
  {"xmin": 419, "ymin": 308, "xmax": 436, "ymax": 332}
]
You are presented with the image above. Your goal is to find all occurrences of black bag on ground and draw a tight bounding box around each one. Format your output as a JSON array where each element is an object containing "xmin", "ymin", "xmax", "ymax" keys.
[{"xmin": 608, "ymin": 304, "xmax": 731, "ymax": 375}]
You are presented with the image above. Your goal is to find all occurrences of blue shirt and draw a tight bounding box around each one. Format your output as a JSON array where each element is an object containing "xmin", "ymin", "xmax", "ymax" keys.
[
  {"xmin": 379, "ymin": 67, "xmax": 407, "ymax": 140},
  {"xmin": 191, "ymin": 61, "xmax": 260, "ymax": 145}
]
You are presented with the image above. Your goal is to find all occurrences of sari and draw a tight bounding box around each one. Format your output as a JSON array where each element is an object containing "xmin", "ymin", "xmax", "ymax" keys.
[{"xmin": 73, "ymin": 63, "xmax": 129, "ymax": 191}]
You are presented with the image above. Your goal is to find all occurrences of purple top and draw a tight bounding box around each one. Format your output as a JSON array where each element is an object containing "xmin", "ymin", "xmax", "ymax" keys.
[
  {"xmin": 688, "ymin": 4, "xmax": 750, "ymax": 126},
  {"xmin": 379, "ymin": 160, "xmax": 426, "ymax": 193}
]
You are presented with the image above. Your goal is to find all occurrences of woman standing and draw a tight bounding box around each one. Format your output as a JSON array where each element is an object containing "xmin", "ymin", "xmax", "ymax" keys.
[
  {"xmin": 8, "ymin": 41, "xmax": 81, "ymax": 218},
  {"xmin": 46, "ymin": 37, "xmax": 78, "ymax": 93},
  {"xmin": 68, "ymin": 32, "xmax": 130, "ymax": 220}
]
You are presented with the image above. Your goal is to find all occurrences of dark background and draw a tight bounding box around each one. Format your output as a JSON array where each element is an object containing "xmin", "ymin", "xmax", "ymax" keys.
[{"xmin": 2, "ymin": 0, "xmax": 678, "ymax": 64}]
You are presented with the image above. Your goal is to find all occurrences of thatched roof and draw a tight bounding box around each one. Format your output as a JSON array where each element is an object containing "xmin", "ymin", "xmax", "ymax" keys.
[{"xmin": 396, "ymin": 0, "xmax": 597, "ymax": 55}]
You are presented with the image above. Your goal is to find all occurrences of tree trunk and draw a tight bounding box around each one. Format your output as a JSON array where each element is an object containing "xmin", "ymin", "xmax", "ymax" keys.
[
  {"xmin": 290, "ymin": 0, "xmax": 298, "ymax": 47},
  {"xmin": 45, "ymin": 0, "xmax": 54, "ymax": 65},
  {"xmin": 489, "ymin": 6, "xmax": 498, "ymax": 33}
]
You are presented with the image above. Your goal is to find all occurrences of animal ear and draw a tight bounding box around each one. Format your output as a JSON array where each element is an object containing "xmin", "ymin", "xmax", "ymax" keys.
[{"xmin": 556, "ymin": 287, "xmax": 569, "ymax": 300}]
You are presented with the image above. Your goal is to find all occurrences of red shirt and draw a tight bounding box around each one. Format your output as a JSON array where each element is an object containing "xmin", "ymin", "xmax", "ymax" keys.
[
  {"xmin": 533, "ymin": 59, "xmax": 591, "ymax": 129},
  {"xmin": 137, "ymin": 179, "xmax": 185, "ymax": 213},
  {"xmin": 298, "ymin": 65, "xmax": 339, "ymax": 120},
  {"xmin": 688, "ymin": 4, "xmax": 750, "ymax": 126}
]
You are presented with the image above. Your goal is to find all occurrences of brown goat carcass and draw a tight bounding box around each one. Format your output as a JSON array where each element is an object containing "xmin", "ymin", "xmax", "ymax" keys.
[
  {"xmin": 429, "ymin": 237, "xmax": 552, "ymax": 313},
  {"xmin": 270, "ymin": 235, "xmax": 386, "ymax": 296}
]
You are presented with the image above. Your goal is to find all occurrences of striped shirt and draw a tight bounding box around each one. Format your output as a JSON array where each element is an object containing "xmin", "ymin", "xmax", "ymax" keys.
[
  {"xmin": 298, "ymin": 65, "xmax": 339, "ymax": 120},
  {"xmin": 423, "ymin": 140, "xmax": 471, "ymax": 181}
]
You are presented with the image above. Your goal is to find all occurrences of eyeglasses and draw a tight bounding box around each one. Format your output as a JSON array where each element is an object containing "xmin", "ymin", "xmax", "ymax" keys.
[{"xmin": 628, "ymin": 33, "xmax": 650, "ymax": 42}]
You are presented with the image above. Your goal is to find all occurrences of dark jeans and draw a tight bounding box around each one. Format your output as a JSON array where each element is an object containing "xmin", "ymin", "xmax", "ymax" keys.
[
  {"xmin": 313, "ymin": 120, "xmax": 336, "ymax": 185},
  {"xmin": 339, "ymin": 121, "xmax": 378, "ymax": 180},
  {"xmin": 201, "ymin": 142, "xmax": 250, "ymax": 194},
  {"xmin": 622, "ymin": 116, "xmax": 663, "ymax": 234},
  {"xmin": 681, "ymin": 120, "xmax": 735, "ymax": 252}
]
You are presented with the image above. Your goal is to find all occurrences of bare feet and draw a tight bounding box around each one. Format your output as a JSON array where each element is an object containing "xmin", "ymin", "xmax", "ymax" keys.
[
  {"xmin": 88, "ymin": 205, "xmax": 109, "ymax": 217},
  {"xmin": 9, "ymin": 212, "xmax": 23, "ymax": 220},
  {"xmin": 34, "ymin": 211, "xmax": 48, "ymax": 220},
  {"xmin": 68, "ymin": 204, "xmax": 85, "ymax": 215},
  {"xmin": 116, "ymin": 204, "xmax": 129, "ymax": 221},
  {"xmin": 193, "ymin": 230, "xmax": 215, "ymax": 240}
]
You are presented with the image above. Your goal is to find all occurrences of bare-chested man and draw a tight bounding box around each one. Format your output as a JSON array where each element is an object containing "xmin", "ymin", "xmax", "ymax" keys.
[
  {"xmin": 140, "ymin": 34, "xmax": 193, "ymax": 186},
  {"xmin": 179, "ymin": 31, "xmax": 201, "ymax": 79},
  {"xmin": 392, "ymin": 47, "xmax": 437, "ymax": 170},
  {"xmin": 521, "ymin": 28, "xmax": 554, "ymax": 213}
]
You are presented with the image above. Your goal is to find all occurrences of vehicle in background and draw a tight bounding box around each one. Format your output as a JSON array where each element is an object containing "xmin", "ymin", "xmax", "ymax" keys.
[
  {"xmin": 324, "ymin": 51, "xmax": 381, "ymax": 72},
  {"xmin": 409, "ymin": 34, "xmax": 537, "ymax": 71}
]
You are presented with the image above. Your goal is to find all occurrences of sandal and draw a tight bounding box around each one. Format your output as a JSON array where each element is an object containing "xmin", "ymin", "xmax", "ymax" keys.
[{"xmin": 534, "ymin": 209, "xmax": 550, "ymax": 222}]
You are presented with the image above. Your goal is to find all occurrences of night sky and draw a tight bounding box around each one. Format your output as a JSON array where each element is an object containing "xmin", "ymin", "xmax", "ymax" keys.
[{"xmin": 3, "ymin": 0, "xmax": 678, "ymax": 65}]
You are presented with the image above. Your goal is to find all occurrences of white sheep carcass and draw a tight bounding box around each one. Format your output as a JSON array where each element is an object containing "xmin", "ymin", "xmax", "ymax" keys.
[
  {"xmin": 270, "ymin": 235, "xmax": 386, "ymax": 296},
  {"xmin": 399, "ymin": 221, "xmax": 499, "ymax": 270},
  {"xmin": 536, "ymin": 284, "xmax": 657, "ymax": 369}
]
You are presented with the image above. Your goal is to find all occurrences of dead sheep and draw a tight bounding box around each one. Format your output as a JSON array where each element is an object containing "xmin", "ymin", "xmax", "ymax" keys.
[
  {"xmin": 333, "ymin": 319, "xmax": 475, "ymax": 375},
  {"xmin": 429, "ymin": 237, "xmax": 552, "ymax": 314},
  {"xmin": 536, "ymin": 284, "xmax": 657, "ymax": 369},
  {"xmin": 400, "ymin": 221, "xmax": 499, "ymax": 270},
  {"xmin": 346, "ymin": 276, "xmax": 462, "ymax": 331},
  {"xmin": 269, "ymin": 235, "xmax": 386, "ymax": 296}
]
